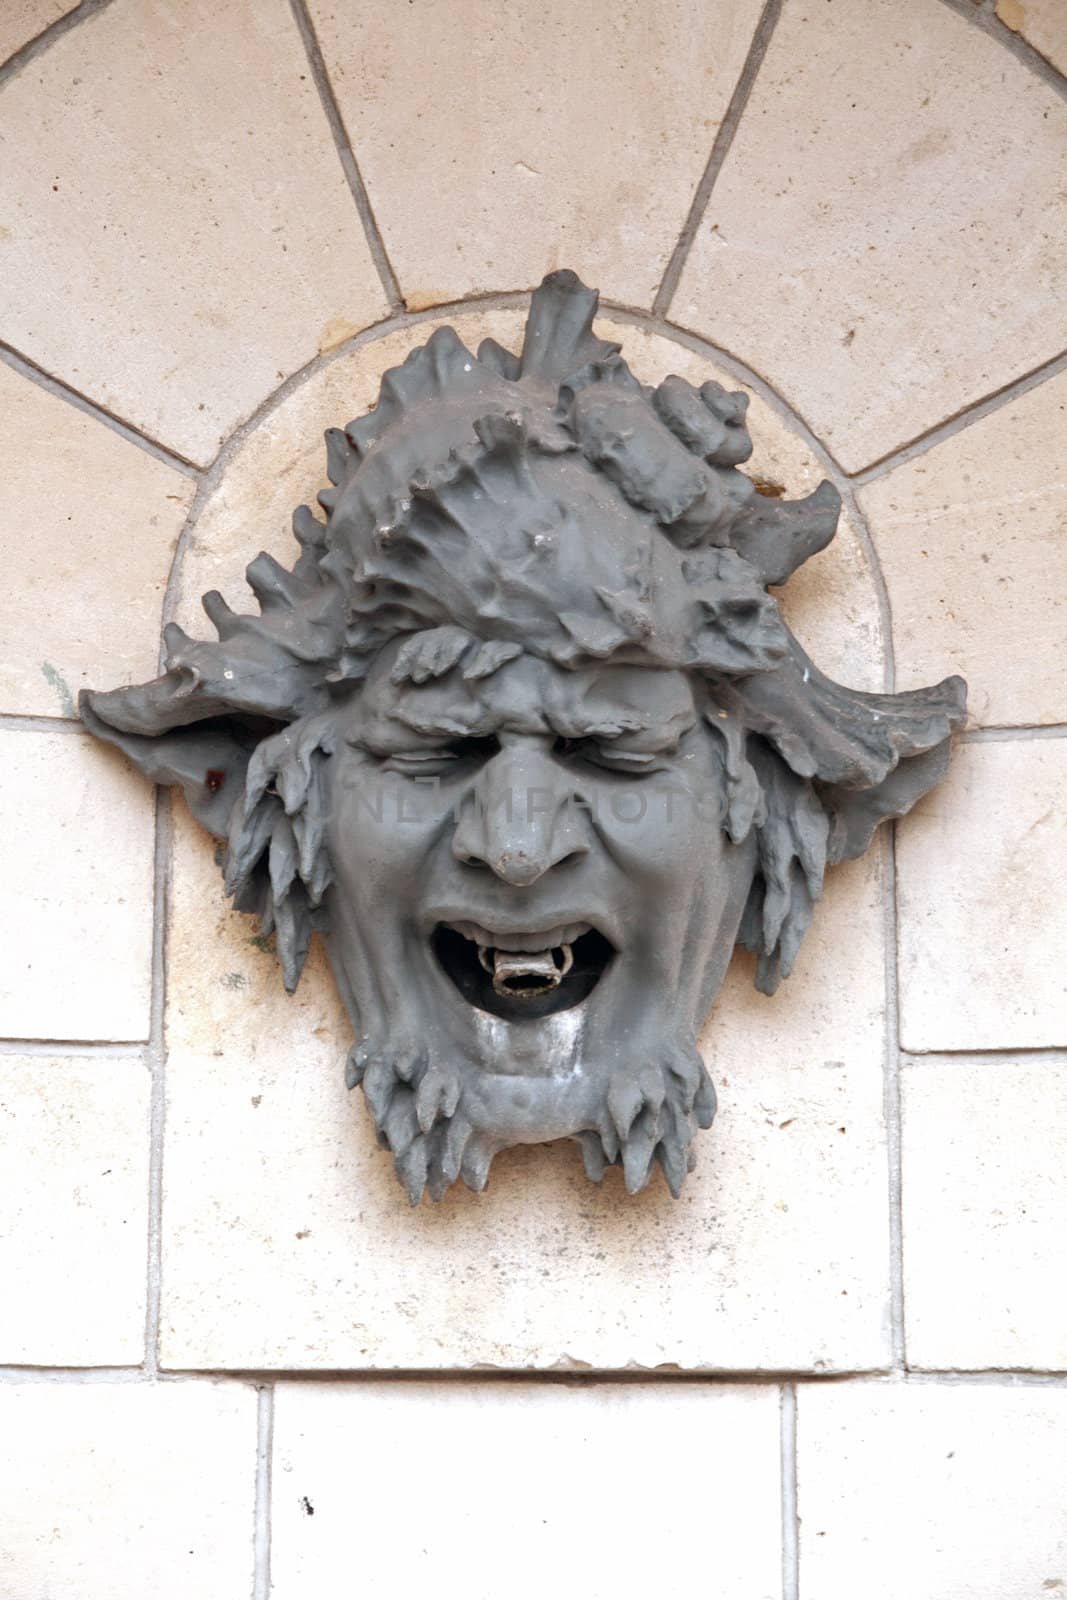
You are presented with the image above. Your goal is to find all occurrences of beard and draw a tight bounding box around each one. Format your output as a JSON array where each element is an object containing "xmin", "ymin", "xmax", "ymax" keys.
[{"xmin": 345, "ymin": 1020, "xmax": 716, "ymax": 1204}]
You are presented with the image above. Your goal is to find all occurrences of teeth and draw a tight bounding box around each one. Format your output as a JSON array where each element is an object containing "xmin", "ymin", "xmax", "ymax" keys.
[
  {"xmin": 446, "ymin": 919, "xmax": 591, "ymax": 952},
  {"xmin": 484, "ymin": 944, "xmax": 573, "ymax": 999}
]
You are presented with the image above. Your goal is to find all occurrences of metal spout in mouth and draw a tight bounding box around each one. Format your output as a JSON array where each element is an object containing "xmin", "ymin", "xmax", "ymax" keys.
[{"xmin": 478, "ymin": 943, "xmax": 575, "ymax": 999}]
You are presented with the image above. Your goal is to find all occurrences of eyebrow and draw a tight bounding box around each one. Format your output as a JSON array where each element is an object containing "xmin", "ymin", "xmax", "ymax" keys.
[
  {"xmin": 555, "ymin": 715, "xmax": 658, "ymax": 737},
  {"xmin": 551, "ymin": 705, "xmax": 696, "ymax": 741},
  {"xmin": 387, "ymin": 709, "xmax": 489, "ymax": 738},
  {"xmin": 383, "ymin": 684, "xmax": 696, "ymax": 742}
]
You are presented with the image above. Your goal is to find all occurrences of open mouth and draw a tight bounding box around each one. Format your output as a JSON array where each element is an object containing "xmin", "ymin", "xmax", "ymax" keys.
[{"xmin": 432, "ymin": 920, "xmax": 616, "ymax": 1020}]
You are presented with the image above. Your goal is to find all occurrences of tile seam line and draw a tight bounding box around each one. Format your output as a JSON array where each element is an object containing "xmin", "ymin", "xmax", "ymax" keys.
[
  {"xmin": 0, "ymin": 0, "xmax": 117, "ymax": 90},
  {"xmin": 937, "ymin": 0, "xmax": 1067, "ymax": 101},
  {"xmin": 0, "ymin": 1367, "xmax": 881, "ymax": 1385},
  {"xmin": 0, "ymin": 9, "xmax": 1054, "ymax": 1420},
  {"xmin": 0, "ymin": 715, "xmax": 88, "ymax": 734},
  {"xmin": 0, "ymin": 8, "xmax": 1059, "ymax": 476},
  {"xmin": 286, "ymin": 0, "xmax": 405, "ymax": 313},
  {"xmin": 144, "ymin": 1366, "xmax": 903, "ymax": 1385},
  {"xmin": 652, "ymin": 0, "xmax": 784, "ymax": 318},
  {"xmin": 0, "ymin": 1037, "xmax": 146, "ymax": 1054},
  {"xmin": 142, "ymin": 788, "xmax": 170, "ymax": 1379},
  {"xmin": 901, "ymin": 1044, "xmax": 1067, "ymax": 1062},
  {"xmin": 850, "ymin": 349, "xmax": 1067, "ymax": 487},
  {"xmin": 0, "ymin": 342, "xmax": 201, "ymax": 479},
  {"xmin": 961, "ymin": 724, "xmax": 1067, "ymax": 743},
  {"xmin": 253, "ymin": 1385, "xmax": 275, "ymax": 1600},
  {"xmin": 4, "ymin": 1366, "xmax": 1067, "ymax": 1385},
  {"xmin": 1, "ymin": 0, "xmax": 1060, "ymax": 107},
  {"xmin": 780, "ymin": 1383, "xmax": 799, "ymax": 1600},
  {"xmin": 884, "ymin": 824, "xmax": 906, "ymax": 1372}
]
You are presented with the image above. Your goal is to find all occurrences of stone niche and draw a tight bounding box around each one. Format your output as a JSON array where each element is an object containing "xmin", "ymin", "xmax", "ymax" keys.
[{"xmin": 149, "ymin": 306, "xmax": 900, "ymax": 1372}]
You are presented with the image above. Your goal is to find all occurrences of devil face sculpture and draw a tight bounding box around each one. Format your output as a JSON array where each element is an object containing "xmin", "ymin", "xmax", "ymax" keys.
[{"xmin": 82, "ymin": 271, "xmax": 966, "ymax": 1203}]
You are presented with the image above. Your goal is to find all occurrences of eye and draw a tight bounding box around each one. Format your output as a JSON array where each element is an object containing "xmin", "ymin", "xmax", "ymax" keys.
[
  {"xmin": 552, "ymin": 736, "xmax": 660, "ymax": 775},
  {"xmin": 384, "ymin": 735, "xmax": 499, "ymax": 775}
]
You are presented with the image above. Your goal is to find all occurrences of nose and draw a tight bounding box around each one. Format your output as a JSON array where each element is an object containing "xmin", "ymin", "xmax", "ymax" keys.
[{"xmin": 451, "ymin": 740, "xmax": 589, "ymax": 886}]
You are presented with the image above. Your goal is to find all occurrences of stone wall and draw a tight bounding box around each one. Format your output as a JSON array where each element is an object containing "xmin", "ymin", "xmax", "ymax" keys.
[{"xmin": 0, "ymin": 1, "xmax": 1064, "ymax": 1595}]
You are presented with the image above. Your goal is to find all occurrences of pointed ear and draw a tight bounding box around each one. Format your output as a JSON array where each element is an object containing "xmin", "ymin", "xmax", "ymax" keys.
[{"xmin": 79, "ymin": 690, "xmax": 251, "ymax": 839}]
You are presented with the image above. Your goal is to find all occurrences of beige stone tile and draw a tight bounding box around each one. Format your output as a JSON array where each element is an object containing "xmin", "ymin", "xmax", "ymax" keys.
[
  {"xmin": 896, "ymin": 740, "xmax": 1067, "ymax": 1052},
  {"xmin": 176, "ymin": 309, "xmax": 885, "ymax": 691},
  {"xmin": 859, "ymin": 372, "xmax": 1067, "ymax": 728},
  {"xmin": 798, "ymin": 1382, "xmax": 1067, "ymax": 1599},
  {"xmin": 160, "ymin": 803, "xmax": 889, "ymax": 1372},
  {"xmin": 901, "ymin": 1056, "xmax": 1067, "ymax": 1371},
  {"xmin": 306, "ymin": 0, "xmax": 765, "ymax": 309},
  {"xmin": 0, "ymin": 1054, "xmax": 150, "ymax": 1364},
  {"xmin": 0, "ymin": 361, "xmax": 194, "ymax": 718},
  {"xmin": 0, "ymin": 0, "xmax": 387, "ymax": 466},
  {"xmin": 0, "ymin": 730, "xmax": 155, "ymax": 1041},
  {"xmin": 272, "ymin": 1382, "xmax": 781, "ymax": 1600},
  {"xmin": 997, "ymin": 0, "xmax": 1067, "ymax": 75},
  {"xmin": 0, "ymin": 1382, "xmax": 256, "ymax": 1600},
  {"xmin": 0, "ymin": 0, "xmax": 76, "ymax": 63},
  {"xmin": 675, "ymin": 0, "xmax": 1067, "ymax": 473}
]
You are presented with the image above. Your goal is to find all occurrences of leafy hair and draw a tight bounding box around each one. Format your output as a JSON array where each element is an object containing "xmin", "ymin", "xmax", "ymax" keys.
[{"xmin": 82, "ymin": 270, "xmax": 965, "ymax": 992}]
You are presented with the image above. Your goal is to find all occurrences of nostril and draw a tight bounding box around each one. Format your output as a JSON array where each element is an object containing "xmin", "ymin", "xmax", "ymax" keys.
[{"xmin": 455, "ymin": 847, "xmax": 492, "ymax": 871}]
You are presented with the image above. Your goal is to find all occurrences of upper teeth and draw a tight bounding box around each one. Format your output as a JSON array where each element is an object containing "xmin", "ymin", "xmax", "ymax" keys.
[
  {"xmin": 447, "ymin": 919, "xmax": 591, "ymax": 952},
  {"xmin": 479, "ymin": 944, "xmax": 575, "ymax": 998}
]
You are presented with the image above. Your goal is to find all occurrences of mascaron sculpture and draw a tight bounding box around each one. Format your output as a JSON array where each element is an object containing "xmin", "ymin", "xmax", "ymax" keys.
[{"xmin": 82, "ymin": 271, "xmax": 966, "ymax": 1203}]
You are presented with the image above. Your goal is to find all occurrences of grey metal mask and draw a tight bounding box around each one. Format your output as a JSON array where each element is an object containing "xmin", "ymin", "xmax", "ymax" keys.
[{"xmin": 81, "ymin": 271, "xmax": 966, "ymax": 1203}]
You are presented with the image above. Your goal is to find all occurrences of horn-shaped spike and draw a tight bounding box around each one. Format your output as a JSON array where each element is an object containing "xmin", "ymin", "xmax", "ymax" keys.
[
  {"xmin": 324, "ymin": 426, "xmax": 355, "ymax": 486},
  {"xmin": 373, "ymin": 326, "xmax": 483, "ymax": 423},
  {"xmin": 246, "ymin": 552, "xmax": 304, "ymax": 613},
  {"xmin": 161, "ymin": 621, "xmax": 193, "ymax": 666},
  {"xmin": 292, "ymin": 504, "xmax": 327, "ymax": 551},
  {"xmin": 729, "ymin": 481, "xmax": 841, "ymax": 587},
  {"xmin": 201, "ymin": 590, "xmax": 239, "ymax": 640},
  {"xmin": 477, "ymin": 337, "xmax": 521, "ymax": 379},
  {"xmin": 518, "ymin": 269, "xmax": 621, "ymax": 382},
  {"xmin": 317, "ymin": 486, "xmax": 339, "ymax": 516}
]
